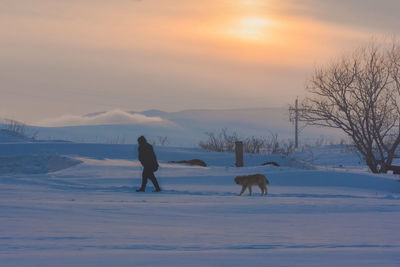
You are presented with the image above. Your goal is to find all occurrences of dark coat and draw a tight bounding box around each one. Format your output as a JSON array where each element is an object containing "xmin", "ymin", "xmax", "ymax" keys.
[{"xmin": 138, "ymin": 141, "xmax": 159, "ymax": 172}]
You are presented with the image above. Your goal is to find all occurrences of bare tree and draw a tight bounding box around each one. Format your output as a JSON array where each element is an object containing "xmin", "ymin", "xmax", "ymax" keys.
[
  {"xmin": 298, "ymin": 40, "xmax": 400, "ymax": 173},
  {"xmin": 1, "ymin": 119, "xmax": 38, "ymax": 140}
]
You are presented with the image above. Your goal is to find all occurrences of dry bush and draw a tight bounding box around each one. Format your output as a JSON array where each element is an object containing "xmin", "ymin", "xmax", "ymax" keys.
[
  {"xmin": 1, "ymin": 119, "xmax": 38, "ymax": 139},
  {"xmin": 105, "ymin": 135, "xmax": 126, "ymax": 144},
  {"xmin": 199, "ymin": 129, "xmax": 294, "ymax": 155},
  {"xmin": 263, "ymin": 133, "xmax": 280, "ymax": 154},
  {"xmin": 199, "ymin": 128, "xmax": 236, "ymax": 152},
  {"xmin": 3, "ymin": 119, "xmax": 27, "ymax": 137},
  {"xmin": 281, "ymin": 139, "xmax": 296, "ymax": 156},
  {"xmin": 243, "ymin": 136, "xmax": 265, "ymax": 154},
  {"xmin": 150, "ymin": 136, "xmax": 170, "ymax": 146}
]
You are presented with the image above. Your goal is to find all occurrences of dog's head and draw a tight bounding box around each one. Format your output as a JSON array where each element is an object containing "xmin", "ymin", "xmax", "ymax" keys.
[{"xmin": 234, "ymin": 176, "xmax": 244, "ymax": 185}]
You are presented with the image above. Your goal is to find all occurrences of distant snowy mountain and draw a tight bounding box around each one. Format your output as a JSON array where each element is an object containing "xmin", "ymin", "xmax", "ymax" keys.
[
  {"xmin": 139, "ymin": 109, "xmax": 169, "ymax": 117},
  {"xmin": 23, "ymin": 108, "xmax": 344, "ymax": 146}
]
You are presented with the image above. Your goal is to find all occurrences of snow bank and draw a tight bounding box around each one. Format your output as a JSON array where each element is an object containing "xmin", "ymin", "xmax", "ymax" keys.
[{"xmin": 0, "ymin": 154, "xmax": 82, "ymax": 175}]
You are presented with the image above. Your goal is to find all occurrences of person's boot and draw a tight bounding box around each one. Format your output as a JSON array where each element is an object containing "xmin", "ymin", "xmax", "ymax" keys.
[
  {"xmin": 136, "ymin": 188, "xmax": 145, "ymax": 192},
  {"xmin": 153, "ymin": 180, "xmax": 161, "ymax": 192}
]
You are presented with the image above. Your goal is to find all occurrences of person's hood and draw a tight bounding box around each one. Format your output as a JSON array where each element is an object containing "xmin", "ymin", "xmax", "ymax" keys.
[{"xmin": 138, "ymin": 136, "xmax": 147, "ymax": 145}]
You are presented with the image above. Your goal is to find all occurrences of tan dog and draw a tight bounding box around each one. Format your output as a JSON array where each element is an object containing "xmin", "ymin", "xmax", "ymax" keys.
[{"xmin": 234, "ymin": 174, "xmax": 269, "ymax": 196}]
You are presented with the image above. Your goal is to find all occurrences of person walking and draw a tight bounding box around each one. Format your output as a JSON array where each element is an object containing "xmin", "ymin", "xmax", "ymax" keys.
[{"xmin": 136, "ymin": 136, "xmax": 161, "ymax": 192}]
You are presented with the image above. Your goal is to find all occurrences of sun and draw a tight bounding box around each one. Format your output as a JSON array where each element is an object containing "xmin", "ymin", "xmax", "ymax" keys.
[{"xmin": 228, "ymin": 16, "xmax": 273, "ymax": 41}]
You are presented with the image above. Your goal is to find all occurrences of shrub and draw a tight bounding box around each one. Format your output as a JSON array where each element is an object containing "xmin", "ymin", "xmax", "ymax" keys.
[
  {"xmin": 199, "ymin": 128, "xmax": 294, "ymax": 155},
  {"xmin": 1, "ymin": 119, "xmax": 38, "ymax": 139}
]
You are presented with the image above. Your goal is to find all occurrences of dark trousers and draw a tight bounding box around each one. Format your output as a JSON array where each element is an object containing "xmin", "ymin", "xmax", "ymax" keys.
[{"xmin": 140, "ymin": 168, "xmax": 161, "ymax": 190}]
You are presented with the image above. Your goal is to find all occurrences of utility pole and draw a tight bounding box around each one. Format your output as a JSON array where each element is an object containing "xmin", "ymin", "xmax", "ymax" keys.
[
  {"xmin": 289, "ymin": 98, "xmax": 303, "ymax": 149},
  {"xmin": 295, "ymin": 98, "xmax": 299, "ymax": 149}
]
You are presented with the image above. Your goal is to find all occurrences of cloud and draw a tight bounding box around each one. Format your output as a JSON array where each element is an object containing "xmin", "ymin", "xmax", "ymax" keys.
[
  {"xmin": 35, "ymin": 109, "xmax": 174, "ymax": 127},
  {"xmin": 284, "ymin": 0, "xmax": 400, "ymax": 32}
]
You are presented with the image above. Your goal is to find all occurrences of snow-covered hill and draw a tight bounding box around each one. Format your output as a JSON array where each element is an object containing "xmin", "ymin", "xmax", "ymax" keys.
[
  {"xmin": 0, "ymin": 129, "xmax": 81, "ymax": 175},
  {"xmin": 22, "ymin": 108, "xmax": 344, "ymax": 146}
]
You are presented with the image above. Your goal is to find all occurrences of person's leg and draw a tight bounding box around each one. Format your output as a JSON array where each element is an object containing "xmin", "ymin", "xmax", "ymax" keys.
[
  {"xmin": 137, "ymin": 169, "xmax": 149, "ymax": 191},
  {"xmin": 148, "ymin": 171, "xmax": 161, "ymax": 192}
]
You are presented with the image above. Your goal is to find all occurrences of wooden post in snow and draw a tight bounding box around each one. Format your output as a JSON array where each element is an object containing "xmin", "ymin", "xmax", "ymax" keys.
[{"xmin": 235, "ymin": 141, "xmax": 244, "ymax": 167}]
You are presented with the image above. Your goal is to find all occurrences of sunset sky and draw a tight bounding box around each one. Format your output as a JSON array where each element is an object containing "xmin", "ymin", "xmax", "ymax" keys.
[{"xmin": 1, "ymin": 0, "xmax": 399, "ymax": 124}]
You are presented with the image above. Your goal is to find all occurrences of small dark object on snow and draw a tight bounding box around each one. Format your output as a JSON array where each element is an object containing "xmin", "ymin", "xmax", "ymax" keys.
[
  {"xmin": 262, "ymin": 161, "xmax": 280, "ymax": 167},
  {"xmin": 388, "ymin": 165, "xmax": 400, "ymax": 175},
  {"xmin": 168, "ymin": 159, "xmax": 207, "ymax": 167}
]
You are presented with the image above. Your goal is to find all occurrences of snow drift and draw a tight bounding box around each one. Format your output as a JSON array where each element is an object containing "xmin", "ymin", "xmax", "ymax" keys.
[{"xmin": 0, "ymin": 154, "xmax": 82, "ymax": 175}]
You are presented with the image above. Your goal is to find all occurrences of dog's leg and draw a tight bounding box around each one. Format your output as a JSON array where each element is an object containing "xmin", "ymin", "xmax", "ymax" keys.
[
  {"xmin": 264, "ymin": 186, "xmax": 268, "ymax": 195},
  {"xmin": 258, "ymin": 184, "xmax": 264, "ymax": 195},
  {"xmin": 248, "ymin": 186, "xmax": 252, "ymax": 196},
  {"xmin": 239, "ymin": 185, "xmax": 246, "ymax": 196}
]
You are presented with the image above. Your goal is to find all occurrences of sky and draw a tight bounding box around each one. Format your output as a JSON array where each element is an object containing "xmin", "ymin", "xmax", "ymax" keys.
[{"xmin": 1, "ymin": 0, "xmax": 399, "ymax": 124}]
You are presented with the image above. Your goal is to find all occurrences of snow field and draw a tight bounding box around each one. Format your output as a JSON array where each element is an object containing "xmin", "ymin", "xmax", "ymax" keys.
[{"xmin": 1, "ymin": 152, "xmax": 400, "ymax": 266}]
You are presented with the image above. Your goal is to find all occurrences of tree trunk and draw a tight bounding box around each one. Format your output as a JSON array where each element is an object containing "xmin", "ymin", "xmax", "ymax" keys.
[{"xmin": 365, "ymin": 157, "xmax": 379, "ymax": 173}]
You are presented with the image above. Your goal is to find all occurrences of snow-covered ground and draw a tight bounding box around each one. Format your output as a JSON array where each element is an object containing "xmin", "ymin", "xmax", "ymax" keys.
[{"xmin": 1, "ymin": 136, "xmax": 400, "ymax": 266}]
